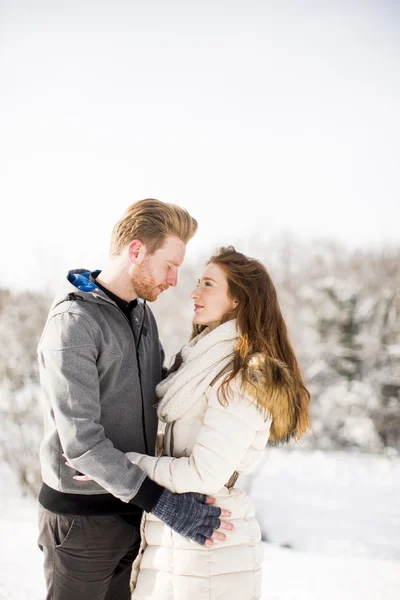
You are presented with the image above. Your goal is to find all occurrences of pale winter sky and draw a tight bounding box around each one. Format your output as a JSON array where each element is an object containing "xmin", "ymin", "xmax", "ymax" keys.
[{"xmin": 0, "ymin": 0, "xmax": 399, "ymax": 292}]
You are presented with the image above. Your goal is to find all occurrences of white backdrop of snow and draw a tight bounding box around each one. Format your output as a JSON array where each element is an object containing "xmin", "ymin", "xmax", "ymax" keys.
[{"xmin": 1, "ymin": 448, "xmax": 399, "ymax": 600}]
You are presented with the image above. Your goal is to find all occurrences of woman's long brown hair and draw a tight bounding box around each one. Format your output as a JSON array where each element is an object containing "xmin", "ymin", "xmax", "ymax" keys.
[{"xmin": 192, "ymin": 247, "xmax": 311, "ymax": 443}]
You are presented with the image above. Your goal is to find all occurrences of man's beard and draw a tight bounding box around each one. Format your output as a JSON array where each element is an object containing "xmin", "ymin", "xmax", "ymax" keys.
[{"xmin": 130, "ymin": 256, "xmax": 167, "ymax": 302}]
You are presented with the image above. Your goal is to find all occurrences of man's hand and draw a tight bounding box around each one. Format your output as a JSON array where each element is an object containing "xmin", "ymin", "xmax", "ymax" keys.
[
  {"xmin": 64, "ymin": 454, "xmax": 233, "ymax": 546},
  {"xmin": 150, "ymin": 489, "xmax": 233, "ymax": 546},
  {"xmin": 63, "ymin": 454, "xmax": 89, "ymax": 479}
]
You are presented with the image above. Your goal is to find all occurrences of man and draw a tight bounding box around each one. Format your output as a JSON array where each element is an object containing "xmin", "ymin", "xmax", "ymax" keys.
[{"xmin": 37, "ymin": 199, "xmax": 232, "ymax": 600}]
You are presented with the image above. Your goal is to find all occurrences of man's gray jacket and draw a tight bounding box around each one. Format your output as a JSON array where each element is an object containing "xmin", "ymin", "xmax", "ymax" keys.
[{"xmin": 37, "ymin": 270, "xmax": 163, "ymax": 504}]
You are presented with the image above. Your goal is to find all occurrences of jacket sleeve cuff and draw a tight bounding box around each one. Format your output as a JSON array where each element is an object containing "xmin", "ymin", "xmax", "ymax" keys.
[{"xmin": 129, "ymin": 476, "xmax": 164, "ymax": 512}]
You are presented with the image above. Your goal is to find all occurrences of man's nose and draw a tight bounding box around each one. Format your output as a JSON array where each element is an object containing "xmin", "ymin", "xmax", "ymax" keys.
[{"xmin": 167, "ymin": 270, "xmax": 178, "ymax": 287}]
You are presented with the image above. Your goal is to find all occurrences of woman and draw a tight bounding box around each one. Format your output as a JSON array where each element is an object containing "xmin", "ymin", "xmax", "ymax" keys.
[
  {"xmin": 125, "ymin": 246, "xmax": 311, "ymax": 599},
  {"xmin": 70, "ymin": 246, "xmax": 310, "ymax": 599}
]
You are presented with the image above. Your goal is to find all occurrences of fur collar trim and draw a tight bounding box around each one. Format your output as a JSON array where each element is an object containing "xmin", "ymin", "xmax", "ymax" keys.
[{"xmin": 240, "ymin": 353, "xmax": 298, "ymax": 444}]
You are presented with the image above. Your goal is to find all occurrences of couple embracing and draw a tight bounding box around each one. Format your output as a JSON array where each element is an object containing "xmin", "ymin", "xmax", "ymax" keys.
[{"xmin": 37, "ymin": 199, "xmax": 310, "ymax": 600}]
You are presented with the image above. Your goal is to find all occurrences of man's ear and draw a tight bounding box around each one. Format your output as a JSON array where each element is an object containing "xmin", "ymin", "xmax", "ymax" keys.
[{"xmin": 128, "ymin": 240, "xmax": 143, "ymax": 263}]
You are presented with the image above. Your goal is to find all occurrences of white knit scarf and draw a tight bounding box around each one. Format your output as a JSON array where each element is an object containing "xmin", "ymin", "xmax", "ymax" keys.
[{"xmin": 156, "ymin": 319, "xmax": 239, "ymax": 423}]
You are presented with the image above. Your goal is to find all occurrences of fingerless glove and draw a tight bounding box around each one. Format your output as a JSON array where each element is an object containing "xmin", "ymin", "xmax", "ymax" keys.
[{"xmin": 150, "ymin": 489, "xmax": 222, "ymax": 545}]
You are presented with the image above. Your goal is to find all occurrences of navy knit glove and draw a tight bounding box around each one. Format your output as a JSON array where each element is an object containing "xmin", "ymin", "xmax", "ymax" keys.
[{"xmin": 150, "ymin": 489, "xmax": 222, "ymax": 545}]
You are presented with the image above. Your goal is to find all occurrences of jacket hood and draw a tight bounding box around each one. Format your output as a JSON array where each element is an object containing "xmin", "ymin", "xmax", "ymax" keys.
[
  {"xmin": 50, "ymin": 269, "xmax": 116, "ymax": 312},
  {"xmin": 68, "ymin": 269, "xmax": 100, "ymax": 293},
  {"xmin": 241, "ymin": 353, "xmax": 299, "ymax": 445}
]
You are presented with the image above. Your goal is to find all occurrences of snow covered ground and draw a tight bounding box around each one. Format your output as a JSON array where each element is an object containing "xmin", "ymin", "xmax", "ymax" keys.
[
  {"xmin": 1, "ymin": 449, "xmax": 399, "ymax": 599},
  {"xmin": 249, "ymin": 448, "xmax": 400, "ymax": 561}
]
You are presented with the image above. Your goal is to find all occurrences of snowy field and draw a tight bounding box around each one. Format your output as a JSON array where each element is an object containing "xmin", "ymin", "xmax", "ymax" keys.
[
  {"xmin": 249, "ymin": 448, "xmax": 400, "ymax": 561},
  {"xmin": 1, "ymin": 449, "xmax": 399, "ymax": 600}
]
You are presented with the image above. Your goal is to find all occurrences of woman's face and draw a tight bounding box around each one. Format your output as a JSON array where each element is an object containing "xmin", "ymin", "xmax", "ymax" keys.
[{"xmin": 190, "ymin": 263, "xmax": 238, "ymax": 330}]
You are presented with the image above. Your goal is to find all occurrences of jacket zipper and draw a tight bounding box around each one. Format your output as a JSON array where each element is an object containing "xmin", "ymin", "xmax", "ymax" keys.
[
  {"xmin": 114, "ymin": 302, "xmax": 149, "ymax": 455},
  {"xmin": 135, "ymin": 302, "xmax": 149, "ymax": 455}
]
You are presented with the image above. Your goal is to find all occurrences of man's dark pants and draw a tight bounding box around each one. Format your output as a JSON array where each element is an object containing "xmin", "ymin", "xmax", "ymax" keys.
[{"xmin": 38, "ymin": 506, "xmax": 141, "ymax": 600}]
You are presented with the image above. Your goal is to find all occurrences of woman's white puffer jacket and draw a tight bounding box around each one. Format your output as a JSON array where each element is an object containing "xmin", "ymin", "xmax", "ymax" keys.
[{"xmin": 128, "ymin": 371, "xmax": 272, "ymax": 600}]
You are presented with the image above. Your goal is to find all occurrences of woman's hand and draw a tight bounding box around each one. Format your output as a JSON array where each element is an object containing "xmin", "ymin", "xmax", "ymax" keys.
[{"xmin": 63, "ymin": 453, "xmax": 93, "ymax": 481}]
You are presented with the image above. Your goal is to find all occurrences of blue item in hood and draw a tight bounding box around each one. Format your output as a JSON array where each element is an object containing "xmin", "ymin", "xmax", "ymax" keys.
[{"xmin": 68, "ymin": 271, "xmax": 100, "ymax": 293}]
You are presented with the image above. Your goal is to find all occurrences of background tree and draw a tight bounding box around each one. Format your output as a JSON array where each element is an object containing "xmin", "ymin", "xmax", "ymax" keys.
[
  {"xmin": 1, "ymin": 241, "xmax": 399, "ymax": 497},
  {"xmin": 0, "ymin": 288, "xmax": 50, "ymax": 495}
]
